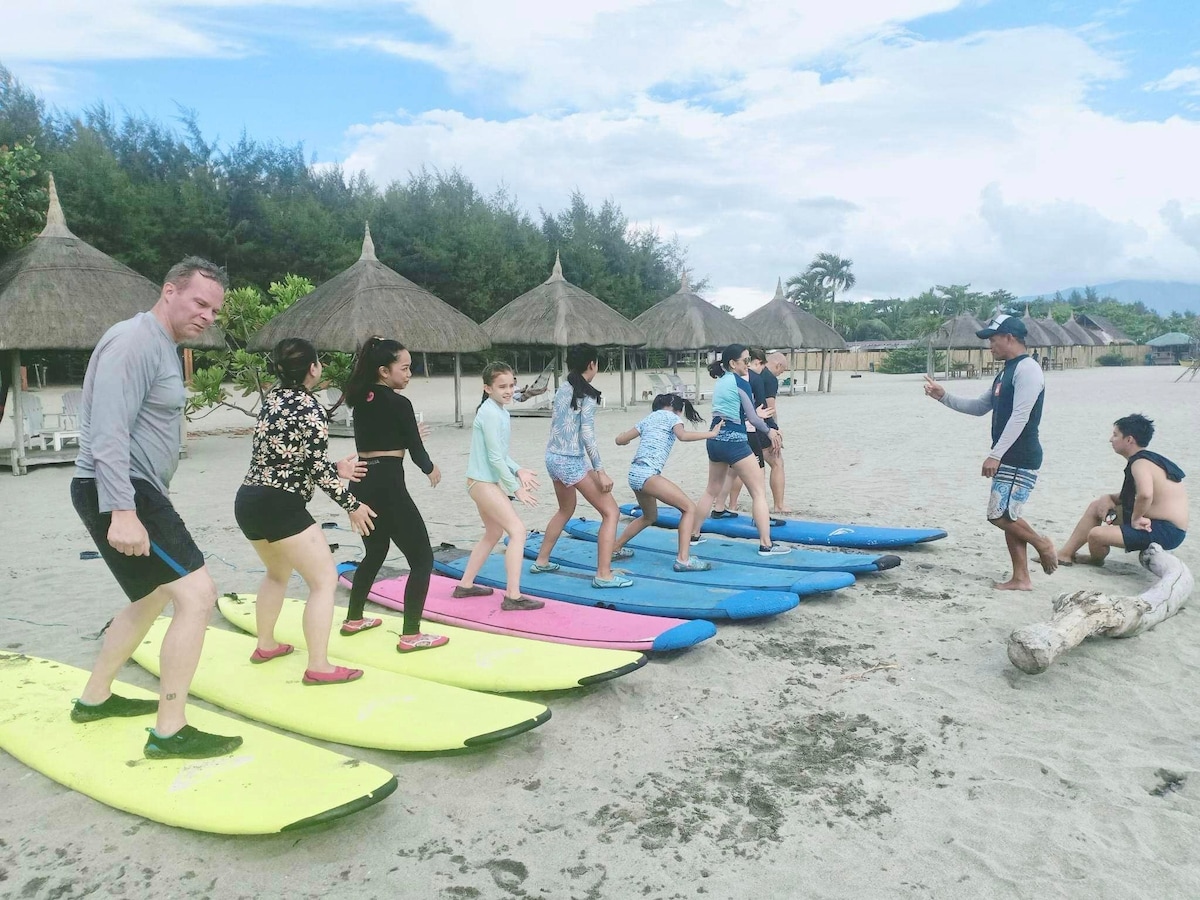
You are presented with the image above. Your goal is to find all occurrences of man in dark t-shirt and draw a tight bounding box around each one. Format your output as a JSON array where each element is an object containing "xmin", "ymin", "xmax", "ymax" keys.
[
  {"xmin": 761, "ymin": 353, "xmax": 790, "ymax": 513},
  {"xmin": 717, "ymin": 349, "xmax": 773, "ymax": 515}
]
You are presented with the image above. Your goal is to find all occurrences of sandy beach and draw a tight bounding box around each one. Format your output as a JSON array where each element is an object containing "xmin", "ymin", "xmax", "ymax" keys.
[{"xmin": 2, "ymin": 364, "xmax": 1198, "ymax": 899}]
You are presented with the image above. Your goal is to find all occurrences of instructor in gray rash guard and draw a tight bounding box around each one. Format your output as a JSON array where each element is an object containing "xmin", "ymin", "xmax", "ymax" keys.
[
  {"xmin": 70, "ymin": 256, "xmax": 243, "ymax": 760},
  {"xmin": 923, "ymin": 314, "xmax": 1058, "ymax": 591}
]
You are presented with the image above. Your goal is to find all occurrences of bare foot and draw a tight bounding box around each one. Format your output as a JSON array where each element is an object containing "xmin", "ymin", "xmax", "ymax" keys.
[
  {"xmin": 994, "ymin": 579, "xmax": 1033, "ymax": 591},
  {"xmin": 1033, "ymin": 537, "xmax": 1059, "ymax": 574},
  {"xmin": 1056, "ymin": 553, "xmax": 1077, "ymax": 566},
  {"xmin": 771, "ymin": 508, "xmax": 794, "ymax": 516}
]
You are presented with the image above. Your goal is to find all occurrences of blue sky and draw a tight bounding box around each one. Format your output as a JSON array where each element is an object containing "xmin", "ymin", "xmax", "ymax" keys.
[{"xmin": 4, "ymin": 1, "xmax": 1199, "ymax": 313}]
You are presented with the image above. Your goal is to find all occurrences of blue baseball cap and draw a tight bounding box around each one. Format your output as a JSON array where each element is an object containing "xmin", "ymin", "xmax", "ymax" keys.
[{"xmin": 976, "ymin": 314, "xmax": 1027, "ymax": 340}]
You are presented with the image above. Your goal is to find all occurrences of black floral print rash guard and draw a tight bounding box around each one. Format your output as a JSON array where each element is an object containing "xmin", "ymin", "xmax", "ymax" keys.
[{"xmin": 241, "ymin": 387, "xmax": 359, "ymax": 511}]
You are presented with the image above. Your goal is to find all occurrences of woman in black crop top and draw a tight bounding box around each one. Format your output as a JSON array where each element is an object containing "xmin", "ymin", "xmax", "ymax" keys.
[{"xmin": 342, "ymin": 338, "xmax": 446, "ymax": 652}]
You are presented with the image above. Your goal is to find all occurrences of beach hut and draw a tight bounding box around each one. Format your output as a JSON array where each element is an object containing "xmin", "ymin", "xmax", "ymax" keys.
[
  {"xmin": 632, "ymin": 272, "xmax": 760, "ymax": 403},
  {"xmin": 1075, "ymin": 313, "xmax": 1133, "ymax": 346},
  {"xmin": 1020, "ymin": 309, "xmax": 1061, "ymax": 356},
  {"xmin": 1146, "ymin": 331, "xmax": 1195, "ymax": 365},
  {"xmin": 481, "ymin": 252, "xmax": 646, "ymax": 411},
  {"xmin": 925, "ymin": 313, "xmax": 989, "ymax": 378},
  {"xmin": 1061, "ymin": 315, "xmax": 1102, "ymax": 364},
  {"xmin": 247, "ymin": 224, "xmax": 491, "ymax": 426},
  {"xmin": 0, "ymin": 175, "xmax": 219, "ymax": 474},
  {"xmin": 741, "ymin": 278, "xmax": 847, "ymax": 393}
]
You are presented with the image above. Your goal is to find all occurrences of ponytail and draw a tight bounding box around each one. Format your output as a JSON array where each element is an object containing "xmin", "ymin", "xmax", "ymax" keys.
[
  {"xmin": 345, "ymin": 337, "xmax": 405, "ymax": 408},
  {"xmin": 652, "ymin": 392, "xmax": 703, "ymax": 424},
  {"xmin": 269, "ymin": 338, "xmax": 318, "ymax": 391},
  {"xmin": 707, "ymin": 360, "xmax": 725, "ymax": 379},
  {"xmin": 565, "ymin": 344, "xmax": 602, "ymax": 410}
]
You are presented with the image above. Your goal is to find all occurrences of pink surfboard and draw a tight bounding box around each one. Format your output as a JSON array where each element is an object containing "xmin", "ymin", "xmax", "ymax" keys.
[{"xmin": 336, "ymin": 564, "xmax": 715, "ymax": 652}]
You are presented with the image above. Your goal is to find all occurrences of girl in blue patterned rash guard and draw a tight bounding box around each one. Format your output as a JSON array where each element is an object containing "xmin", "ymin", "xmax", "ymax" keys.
[
  {"xmin": 452, "ymin": 362, "xmax": 546, "ymax": 611},
  {"xmin": 234, "ymin": 338, "xmax": 376, "ymax": 685},
  {"xmin": 528, "ymin": 345, "xmax": 633, "ymax": 589},
  {"xmin": 611, "ymin": 393, "xmax": 725, "ymax": 571}
]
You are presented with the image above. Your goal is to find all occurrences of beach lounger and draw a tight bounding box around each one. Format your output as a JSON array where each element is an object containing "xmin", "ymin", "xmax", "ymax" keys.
[{"xmin": 39, "ymin": 389, "xmax": 82, "ymax": 451}]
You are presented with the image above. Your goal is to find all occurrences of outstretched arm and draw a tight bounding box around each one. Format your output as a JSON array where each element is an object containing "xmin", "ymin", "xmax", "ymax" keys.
[{"xmin": 615, "ymin": 426, "xmax": 640, "ymax": 446}]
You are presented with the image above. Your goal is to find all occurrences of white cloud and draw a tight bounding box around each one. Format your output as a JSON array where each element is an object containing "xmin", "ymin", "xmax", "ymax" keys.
[
  {"xmin": 1144, "ymin": 66, "xmax": 1200, "ymax": 95},
  {"xmin": 1162, "ymin": 200, "xmax": 1200, "ymax": 255},
  {"xmin": 340, "ymin": 18, "xmax": 1200, "ymax": 312}
]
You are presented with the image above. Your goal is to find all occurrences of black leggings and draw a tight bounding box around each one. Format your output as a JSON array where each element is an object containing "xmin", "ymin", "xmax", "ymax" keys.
[{"xmin": 347, "ymin": 458, "xmax": 434, "ymax": 635}]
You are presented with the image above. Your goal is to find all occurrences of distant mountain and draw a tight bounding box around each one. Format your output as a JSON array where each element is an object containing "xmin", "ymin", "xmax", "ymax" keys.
[{"xmin": 1018, "ymin": 280, "xmax": 1200, "ymax": 316}]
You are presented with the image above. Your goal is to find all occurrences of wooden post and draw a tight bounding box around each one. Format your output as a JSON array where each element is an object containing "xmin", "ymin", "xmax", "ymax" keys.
[
  {"xmin": 631, "ymin": 351, "xmax": 638, "ymax": 404},
  {"xmin": 453, "ymin": 353, "xmax": 463, "ymax": 427},
  {"xmin": 620, "ymin": 346, "xmax": 627, "ymax": 409},
  {"xmin": 693, "ymin": 349, "xmax": 701, "ymax": 402},
  {"xmin": 10, "ymin": 351, "xmax": 26, "ymax": 475},
  {"xmin": 803, "ymin": 350, "xmax": 809, "ymax": 390},
  {"xmin": 423, "ymin": 352, "xmax": 430, "ymax": 381}
]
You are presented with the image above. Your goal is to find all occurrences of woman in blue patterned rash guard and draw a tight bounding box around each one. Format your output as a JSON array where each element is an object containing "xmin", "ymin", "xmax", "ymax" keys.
[
  {"xmin": 528, "ymin": 344, "xmax": 632, "ymax": 589},
  {"xmin": 233, "ymin": 338, "xmax": 376, "ymax": 685},
  {"xmin": 693, "ymin": 344, "xmax": 790, "ymax": 557},
  {"xmin": 611, "ymin": 393, "xmax": 724, "ymax": 571}
]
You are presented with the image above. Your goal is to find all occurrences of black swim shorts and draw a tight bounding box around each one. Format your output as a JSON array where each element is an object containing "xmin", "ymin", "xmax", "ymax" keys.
[
  {"xmin": 1121, "ymin": 519, "xmax": 1186, "ymax": 552},
  {"xmin": 72, "ymin": 477, "xmax": 206, "ymax": 602},
  {"xmin": 234, "ymin": 484, "xmax": 315, "ymax": 543}
]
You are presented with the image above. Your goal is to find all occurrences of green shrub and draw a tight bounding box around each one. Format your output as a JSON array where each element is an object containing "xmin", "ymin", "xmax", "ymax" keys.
[
  {"xmin": 1096, "ymin": 352, "xmax": 1129, "ymax": 367},
  {"xmin": 878, "ymin": 346, "xmax": 944, "ymax": 374}
]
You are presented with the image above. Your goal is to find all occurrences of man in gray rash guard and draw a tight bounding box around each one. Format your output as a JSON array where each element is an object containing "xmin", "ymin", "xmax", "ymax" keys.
[
  {"xmin": 923, "ymin": 314, "xmax": 1058, "ymax": 591},
  {"xmin": 70, "ymin": 256, "xmax": 243, "ymax": 759}
]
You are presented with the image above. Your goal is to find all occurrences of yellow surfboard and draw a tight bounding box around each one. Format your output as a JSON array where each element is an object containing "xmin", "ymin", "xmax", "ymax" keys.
[
  {"xmin": 132, "ymin": 620, "xmax": 550, "ymax": 751},
  {"xmin": 0, "ymin": 654, "xmax": 396, "ymax": 834},
  {"xmin": 219, "ymin": 593, "xmax": 647, "ymax": 693}
]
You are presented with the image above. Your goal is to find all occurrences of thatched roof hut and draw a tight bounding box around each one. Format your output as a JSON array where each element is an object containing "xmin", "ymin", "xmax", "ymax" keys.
[
  {"xmin": 1076, "ymin": 313, "xmax": 1133, "ymax": 345},
  {"xmin": 631, "ymin": 272, "xmax": 761, "ymax": 401},
  {"xmin": 1020, "ymin": 311, "xmax": 1061, "ymax": 348},
  {"xmin": 483, "ymin": 253, "xmax": 645, "ymax": 348},
  {"xmin": 1, "ymin": 175, "xmax": 219, "ymax": 473},
  {"xmin": 1061, "ymin": 315, "xmax": 1101, "ymax": 346},
  {"xmin": 248, "ymin": 224, "xmax": 490, "ymax": 424},
  {"xmin": 742, "ymin": 279, "xmax": 847, "ymax": 351},
  {"xmin": 928, "ymin": 313, "xmax": 989, "ymax": 350},
  {"xmin": 1038, "ymin": 315, "xmax": 1074, "ymax": 347}
]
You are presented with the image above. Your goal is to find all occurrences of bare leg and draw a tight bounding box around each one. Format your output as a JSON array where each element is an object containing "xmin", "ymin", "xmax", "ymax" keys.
[
  {"xmin": 733, "ymin": 455, "xmax": 773, "ymax": 547},
  {"xmin": 990, "ymin": 516, "xmax": 1057, "ymax": 590},
  {"xmin": 534, "ymin": 478, "xmax": 577, "ymax": 567},
  {"xmin": 765, "ymin": 450, "xmax": 789, "ymax": 513},
  {"xmin": 459, "ymin": 484, "xmax": 505, "ymax": 588},
  {"xmin": 1085, "ymin": 524, "xmax": 1126, "ymax": 565},
  {"xmin": 79, "ymin": 589, "xmax": 171, "ymax": 705},
  {"xmin": 614, "ymin": 490, "xmax": 657, "ymax": 553},
  {"xmin": 469, "ymin": 482, "xmax": 528, "ymax": 599},
  {"xmin": 641, "ymin": 476, "xmax": 700, "ymax": 563},
  {"xmin": 152, "ymin": 569, "xmax": 219, "ymax": 735},
  {"xmin": 573, "ymin": 473, "xmax": 621, "ymax": 579},
  {"xmin": 726, "ymin": 472, "xmax": 743, "ymax": 511},
  {"xmin": 247, "ymin": 538, "xmax": 290, "ymax": 654},
  {"xmin": 693, "ymin": 461, "xmax": 731, "ymax": 538},
  {"xmin": 1058, "ymin": 495, "xmax": 1117, "ymax": 564}
]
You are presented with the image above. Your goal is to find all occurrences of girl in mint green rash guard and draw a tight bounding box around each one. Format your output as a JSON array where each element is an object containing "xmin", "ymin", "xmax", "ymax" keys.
[
  {"xmin": 453, "ymin": 362, "xmax": 545, "ymax": 611},
  {"xmin": 694, "ymin": 344, "xmax": 789, "ymax": 557}
]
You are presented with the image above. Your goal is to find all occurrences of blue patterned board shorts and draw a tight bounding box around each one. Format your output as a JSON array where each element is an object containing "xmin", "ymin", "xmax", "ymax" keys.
[
  {"xmin": 628, "ymin": 463, "xmax": 659, "ymax": 492},
  {"xmin": 987, "ymin": 465, "xmax": 1038, "ymax": 521},
  {"xmin": 546, "ymin": 451, "xmax": 592, "ymax": 487}
]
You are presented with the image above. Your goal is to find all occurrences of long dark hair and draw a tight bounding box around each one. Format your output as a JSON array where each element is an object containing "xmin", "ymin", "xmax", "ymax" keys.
[
  {"xmin": 652, "ymin": 392, "xmax": 703, "ymax": 424},
  {"xmin": 565, "ymin": 344, "xmax": 602, "ymax": 410},
  {"xmin": 707, "ymin": 343, "xmax": 747, "ymax": 379},
  {"xmin": 479, "ymin": 361, "xmax": 514, "ymax": 410},
  {"xmin": 345, "ymin": 337, "xmax": 405, "ymax": 409},
  {"xmin": 270, "ymin": 338, "xmax": 318, "ymax": 391}
]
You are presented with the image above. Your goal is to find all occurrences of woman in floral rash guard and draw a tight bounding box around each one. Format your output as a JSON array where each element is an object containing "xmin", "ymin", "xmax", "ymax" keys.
[{"xmin": 233, "ymin": 338, "xmax": 377, "ymax": 685}]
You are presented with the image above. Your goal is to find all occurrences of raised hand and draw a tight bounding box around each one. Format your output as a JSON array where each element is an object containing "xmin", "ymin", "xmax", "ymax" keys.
[
  {"xmin": 337, "ymin": 454, "xmax": 367, "ymax": 482},
  {"xmin": 923, "ymin": 375, "xmax": 945, "ymax": 401}
]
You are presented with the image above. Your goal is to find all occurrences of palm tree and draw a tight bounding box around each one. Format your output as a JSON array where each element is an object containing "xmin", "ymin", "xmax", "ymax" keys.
[
  {"xmin": 806, "ymin": 253, "xmax": 855, "ymax": 390},
  {"xmin": 784, "ymin": 269, "xmax": 828, "ymax": 312}
]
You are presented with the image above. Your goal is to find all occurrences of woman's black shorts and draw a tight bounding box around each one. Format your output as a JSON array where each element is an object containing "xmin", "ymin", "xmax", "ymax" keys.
[{"xmin": 234, "ymin": 485, "xmax": 315, "ymax": 543}]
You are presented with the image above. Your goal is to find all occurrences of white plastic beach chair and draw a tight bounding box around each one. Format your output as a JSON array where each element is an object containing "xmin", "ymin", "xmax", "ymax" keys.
[
  {"xmin": 21, "ymin": 394, "xmax": 47, "ymax": 450},
  {"xmin": 40, "ymin": 389, "xmax": 83, "ymax": 451}
]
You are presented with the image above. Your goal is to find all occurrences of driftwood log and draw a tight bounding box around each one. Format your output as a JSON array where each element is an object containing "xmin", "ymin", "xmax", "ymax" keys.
[{"xmin": 1008, "ymin": 543, "xmax": 1193, "ymax": 674}]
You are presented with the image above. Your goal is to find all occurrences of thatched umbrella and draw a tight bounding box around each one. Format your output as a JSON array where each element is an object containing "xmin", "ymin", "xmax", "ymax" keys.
[
  {"xmin": 1038, "ymin": 315, "xmax": 1074, "ymax": 347},
  {"xmin": 742, "ymin": 278, "xmax": 846, "ymax": 393},
  {"xmin": 925, "ymin": 313, "xmax": 988, "ymax": 377},
  {"xmin": 1061, "ymin": 315, "xmax": 1101, "ymax": 347},
  {"xmin": 632, "ymin": 272, "xmax": 760, "ymax": 402},
  {"xmin": 1021, "ymin": 309, "xmax": 1062, "ymax": 351},
  {"xmin": 248, "ymin": 224, "xmax": 491, "ymax": 425},
  {"xmin": 482, "ymin": 252, "xmax": 646, "ymax": 407},
  {"xmin": 0, "ymin": 175, "xmax": 217, "ymax": 473}
]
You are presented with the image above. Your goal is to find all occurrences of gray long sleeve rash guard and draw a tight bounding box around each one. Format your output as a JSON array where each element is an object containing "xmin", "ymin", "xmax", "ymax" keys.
[
  {"xmin": 940, "ymin": 356, "xmax": 1044, "ymax": 462},
  {"xmin": 74, "ymin": 313, "xmax": 185, "ymax": 512}
]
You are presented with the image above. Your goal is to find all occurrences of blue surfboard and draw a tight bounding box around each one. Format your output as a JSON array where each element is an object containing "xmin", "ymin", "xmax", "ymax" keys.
[
  {"xmin": 433, "ymin": 551, "xmax": 798, "ymax": 620},
  {"xmin": 618, "ymin": 504, "xmax": 947, "ymax": 550},
  {"xmin": 565, "ymin": 518, "xmax": 899, "ymax": 573},
  {"xmin": 524, "ymin": 533, "xmax": 855, "ymax": 597}
]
